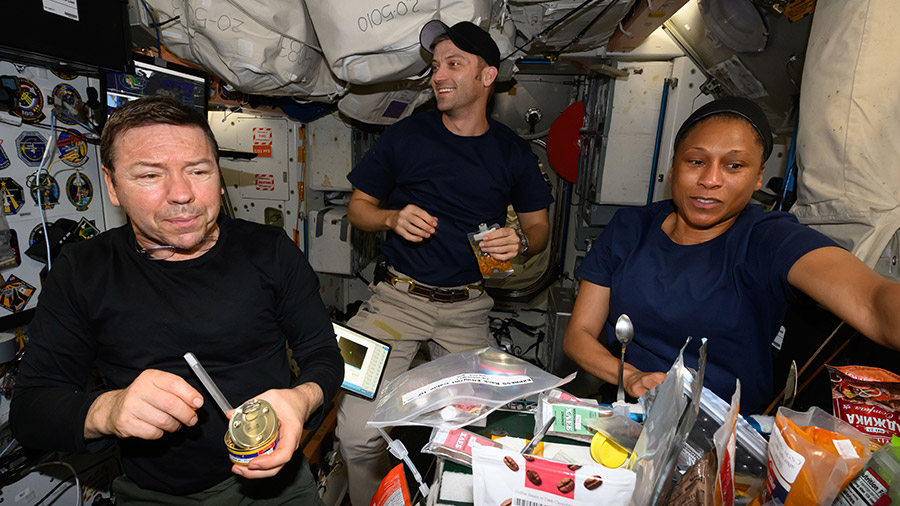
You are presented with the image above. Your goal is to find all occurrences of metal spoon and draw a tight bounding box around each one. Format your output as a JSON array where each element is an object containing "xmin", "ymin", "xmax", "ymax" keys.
[{"xmin": 615, "ymin": 314, "xmax": 634, "ymax": 405}]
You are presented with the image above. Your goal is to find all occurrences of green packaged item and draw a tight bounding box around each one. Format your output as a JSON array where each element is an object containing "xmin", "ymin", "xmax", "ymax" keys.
[{"xmin": 535, "ymin": 389, "xmax": 611, "ymax": 443}]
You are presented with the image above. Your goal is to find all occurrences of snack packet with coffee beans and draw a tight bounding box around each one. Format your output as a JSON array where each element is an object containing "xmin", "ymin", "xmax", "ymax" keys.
[{"xmin": 472, "ymin": 446, "xmax": 636, "ymax": 506}]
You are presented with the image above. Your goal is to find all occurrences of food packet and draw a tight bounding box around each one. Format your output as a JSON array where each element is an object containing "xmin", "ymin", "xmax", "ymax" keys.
[
  {"xmin": 759, "ymin": 406, "xmax": 871, "ymax": 506},
  {"xmin": 421, "ymin": 427, "xmax": 501, "ymax": 467},
  {"xmin": 535, "ymin": 389, "xmax": 611, "ymax": 443},
  {"xmin": 663, "ymin": 449, "xmax": 717, "ymax": 506},
  {"xmin": 368, "ymin": 463, "xmax": 411, "ymax": 506},
  {"xmin": 472, "ymin": 445, "xmax": 636, "ymax": 506},
  {"xmin": 714, "ymin": 381, "xmax": 741, "ymax": 506},
  {"xmin": 468, "ymin": 223, "xmax": 514, "ymax": 278},
  {"xmin": 677, "ymin": 377, "xmax": 769, "ymax": 505},
  {"xmin": 828, "ymin": 365, "xmax": 900, "ymax": 450},
  {"xmin": 630, "ymin": 337, "xmax": 707, "ymax": 506},
  {"xmin": 367, "ymin": 347, "xmax": 574, "ymax": 429}
]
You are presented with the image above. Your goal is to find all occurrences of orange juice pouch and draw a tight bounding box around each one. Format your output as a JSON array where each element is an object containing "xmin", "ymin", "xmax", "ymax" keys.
[
  {"xmin": 761, "ymin": 406, "xmax": 871, "ymax": 506},
  {"xmin": 468, "ymin": 223, "xmax": 514, "ymax": 279}
]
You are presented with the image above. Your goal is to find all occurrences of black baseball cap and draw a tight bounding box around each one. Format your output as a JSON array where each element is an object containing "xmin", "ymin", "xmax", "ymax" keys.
[
  {"xmin": 420, "ymin": 20, "xmax": 501, "ymax": 69},
  {"xmin": 675, "ymin": 96, "xmax": 774, "ymax": 160}
]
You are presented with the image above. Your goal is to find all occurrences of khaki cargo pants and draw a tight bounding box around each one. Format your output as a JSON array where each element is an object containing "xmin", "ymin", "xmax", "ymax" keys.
[{"xmin": 336, "ymin": 273, "xmax": 493, "ymax": 506}]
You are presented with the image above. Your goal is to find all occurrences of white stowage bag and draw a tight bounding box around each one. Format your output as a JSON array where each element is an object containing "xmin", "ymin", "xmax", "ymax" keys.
[
  {"xmin": 791, "ymin": 0, "xmax": 900, "ymax": 281},
  {"xmin": 305, "ymin": 0, "xmax": 492, "ymax": 84},
  {"xmin": 147, "ymin": 0, "xmax": 346, "ymax": 100},
  {"xmin": 337, "ymin": 77, "xmax": 433, "ymax": 125},
  {"xmin": 508, "ymin": 0, "xmax": 634, "ymax": 53}
]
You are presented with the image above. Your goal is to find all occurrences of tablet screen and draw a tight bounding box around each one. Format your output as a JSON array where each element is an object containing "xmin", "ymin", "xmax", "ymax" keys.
[{"xmin": 333, "ymin": 322, "xmax": 391, "ymax": 400}]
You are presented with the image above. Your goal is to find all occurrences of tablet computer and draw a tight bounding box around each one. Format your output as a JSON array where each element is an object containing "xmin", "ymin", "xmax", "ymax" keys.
[{"xmin": 333, "ymin": 322, "xmax": 391, "ymax": 400}]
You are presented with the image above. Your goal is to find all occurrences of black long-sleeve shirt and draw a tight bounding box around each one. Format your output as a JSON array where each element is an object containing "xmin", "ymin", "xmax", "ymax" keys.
[{"xmin": 10, "ymin": 215, "xmax": 343, "ymax": 495}]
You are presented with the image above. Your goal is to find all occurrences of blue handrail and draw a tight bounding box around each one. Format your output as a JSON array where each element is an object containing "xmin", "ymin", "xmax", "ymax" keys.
[{"xmin": 647, "ymin": 79, "xmax": 672, "ymax": 204}]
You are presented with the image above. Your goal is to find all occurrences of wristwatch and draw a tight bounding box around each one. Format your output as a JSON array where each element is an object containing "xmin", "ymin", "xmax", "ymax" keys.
[{"xmin": 518, "ymin": 233, "xmax": 529, "ymax": 255}]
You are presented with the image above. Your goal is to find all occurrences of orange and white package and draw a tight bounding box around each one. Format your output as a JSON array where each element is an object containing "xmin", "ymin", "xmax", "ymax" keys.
[
  {"xmin": 468, "ymin": 223, "xmax": 515, "ymax": 279},
  {"xmin": 828, "ymin": 364, "xmax": 900, "ymax": 450},
  {"xmin": 758, "ymin": 406, "xmax": 871, "ymax": 506},
  {"xmin": 368, "ymin": 463, "xmax": 411, "ymax": 506}
]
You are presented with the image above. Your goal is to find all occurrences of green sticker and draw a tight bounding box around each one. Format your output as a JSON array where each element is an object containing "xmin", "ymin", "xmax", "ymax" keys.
[{"xmin": 550, "ymin": 405, "xmax": 600, "ymax": 436}]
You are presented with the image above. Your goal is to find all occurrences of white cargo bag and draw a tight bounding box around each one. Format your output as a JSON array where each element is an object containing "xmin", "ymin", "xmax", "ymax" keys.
[
  {"xmin": 508, "ymin": 0, "xmax": 634, "ymax": 53},
  {"xmin": 791, "ymin": 0, "xmax": 900, "ymax": 281},
  {"xmin": 338, "ymin": 77, "xmax": 433, "ymax": 125},
  {"xmin": 305, "ymin": 0, "xmax": 492, "ymax": 84},
  {"xmin": 148, "ymin": 0, "xmax": 346, "ymax": 99},
  {"xmin": 308, "ymin": 207, "xmax": 381, "ymax": 275}
]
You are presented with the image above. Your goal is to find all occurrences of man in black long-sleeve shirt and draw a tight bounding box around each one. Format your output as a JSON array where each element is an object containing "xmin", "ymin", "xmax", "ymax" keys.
[{"xmin": 10, "ymin": 96, "xmax": 342, "ymax": 504}]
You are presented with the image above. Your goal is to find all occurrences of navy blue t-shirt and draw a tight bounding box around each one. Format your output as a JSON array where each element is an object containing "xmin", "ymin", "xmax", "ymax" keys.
[
  {"xmin": 348, "ymin": 110, "xmax": 554, "ymax": 286},
  {"xmin": 577, "ymin": 200, "xmax": 838, "ymax": 413}
]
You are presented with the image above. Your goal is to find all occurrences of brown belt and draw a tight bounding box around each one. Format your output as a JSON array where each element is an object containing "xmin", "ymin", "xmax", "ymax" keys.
[{"xmin": 380, "ymin": 270, "xmax": 483, "ymax": 303}]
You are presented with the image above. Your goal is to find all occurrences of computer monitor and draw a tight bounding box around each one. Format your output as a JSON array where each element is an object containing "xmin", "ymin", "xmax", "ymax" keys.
[
  {"xmin": 333, "ymin": 322, "xmax": 391, "ymax": 400},
  {"xmin": 103, "ymin": 53, "xmax": 209, "ymax": 116}
]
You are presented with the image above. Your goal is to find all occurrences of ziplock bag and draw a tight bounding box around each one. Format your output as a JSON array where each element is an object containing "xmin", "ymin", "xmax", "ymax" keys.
[
  {"xmin": 759, "ymin": 406, "xmax": 871, "ymax": 506},
  {"xmin": 367, "ymin": 347, "xmax": 574, "ymax": 429},
  {"xmin": 468, "ymin": 223, "xmax": 514, "ymax": 279}
]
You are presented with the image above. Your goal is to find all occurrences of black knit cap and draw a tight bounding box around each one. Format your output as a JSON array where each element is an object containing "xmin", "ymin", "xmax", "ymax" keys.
[
  {"xmin": 420, "ymin": 20, "xmax": 501, "ymax": 69},
  {"xmin": 675, "ymin": 96, "xmax": 773, "ymax": 160}
]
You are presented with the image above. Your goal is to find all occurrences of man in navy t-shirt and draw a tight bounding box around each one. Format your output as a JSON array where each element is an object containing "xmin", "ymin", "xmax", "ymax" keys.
[{"xmin": 337, "ymin": 20, "xmax": 553, "ymax": 505}]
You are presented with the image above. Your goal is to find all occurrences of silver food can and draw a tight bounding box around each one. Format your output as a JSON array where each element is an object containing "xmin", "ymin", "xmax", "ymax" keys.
[{"xmin": 224, "ymin": 398, "xmax": 279, "ymax": 465}]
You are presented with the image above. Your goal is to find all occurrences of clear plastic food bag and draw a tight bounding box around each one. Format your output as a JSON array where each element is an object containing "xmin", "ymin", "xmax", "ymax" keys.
[
  {"xmin": 468, "ymin": 223, "xmax": 514, "ymax": 279},
  {"xmin": 759, "ymin": 406, "xmax": 871, "ymax": 506},
  {"xmin": 367, "ymin": 347, "xmax": 574, "ymax": 429}
]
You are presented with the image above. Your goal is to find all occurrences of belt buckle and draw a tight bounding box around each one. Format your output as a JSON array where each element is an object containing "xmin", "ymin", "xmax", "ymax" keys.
[
  {"xmin": 430, "ymin": 287, "xmax": 453, "ymax": 303},
  {"xmin": 390, "ymin": 277, "xmax": 416, "ymax": 293},
  {"xmin": 465, "ymin": 285, "xmax": 484, "ymax": 299}
]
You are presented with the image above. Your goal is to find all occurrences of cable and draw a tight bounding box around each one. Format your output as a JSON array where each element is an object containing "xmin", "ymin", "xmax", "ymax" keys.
[
  {"xmin": 500, "ymin": 0, "xmax": 603, "ymax": 62},
  {"xmin": 554, "ymin": 0, "xmax": 619, "ymax": 55},
  {"xmin": 138, "ymin": 0, "xmax": 162, "ymax": 56},
  {"xmin": 150, "ymin": 15, "xmax": 180, "ymax": 29},
  {"xmin": 0, "ymin": 439, "xmax": 16, "ymax": 459},
  {"xmin": 26, "ymin": 461, "xmax": 81, "ymax": 506},
  {"xmin": 29, "ymin": 114, "xmax": 57, "ymax": 271}
]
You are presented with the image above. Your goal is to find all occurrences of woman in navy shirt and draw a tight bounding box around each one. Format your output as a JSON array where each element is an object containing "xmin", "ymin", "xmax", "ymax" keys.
[{"xmin": 564, "ymin": 97, "xmax": 900, "ymax": 413}]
